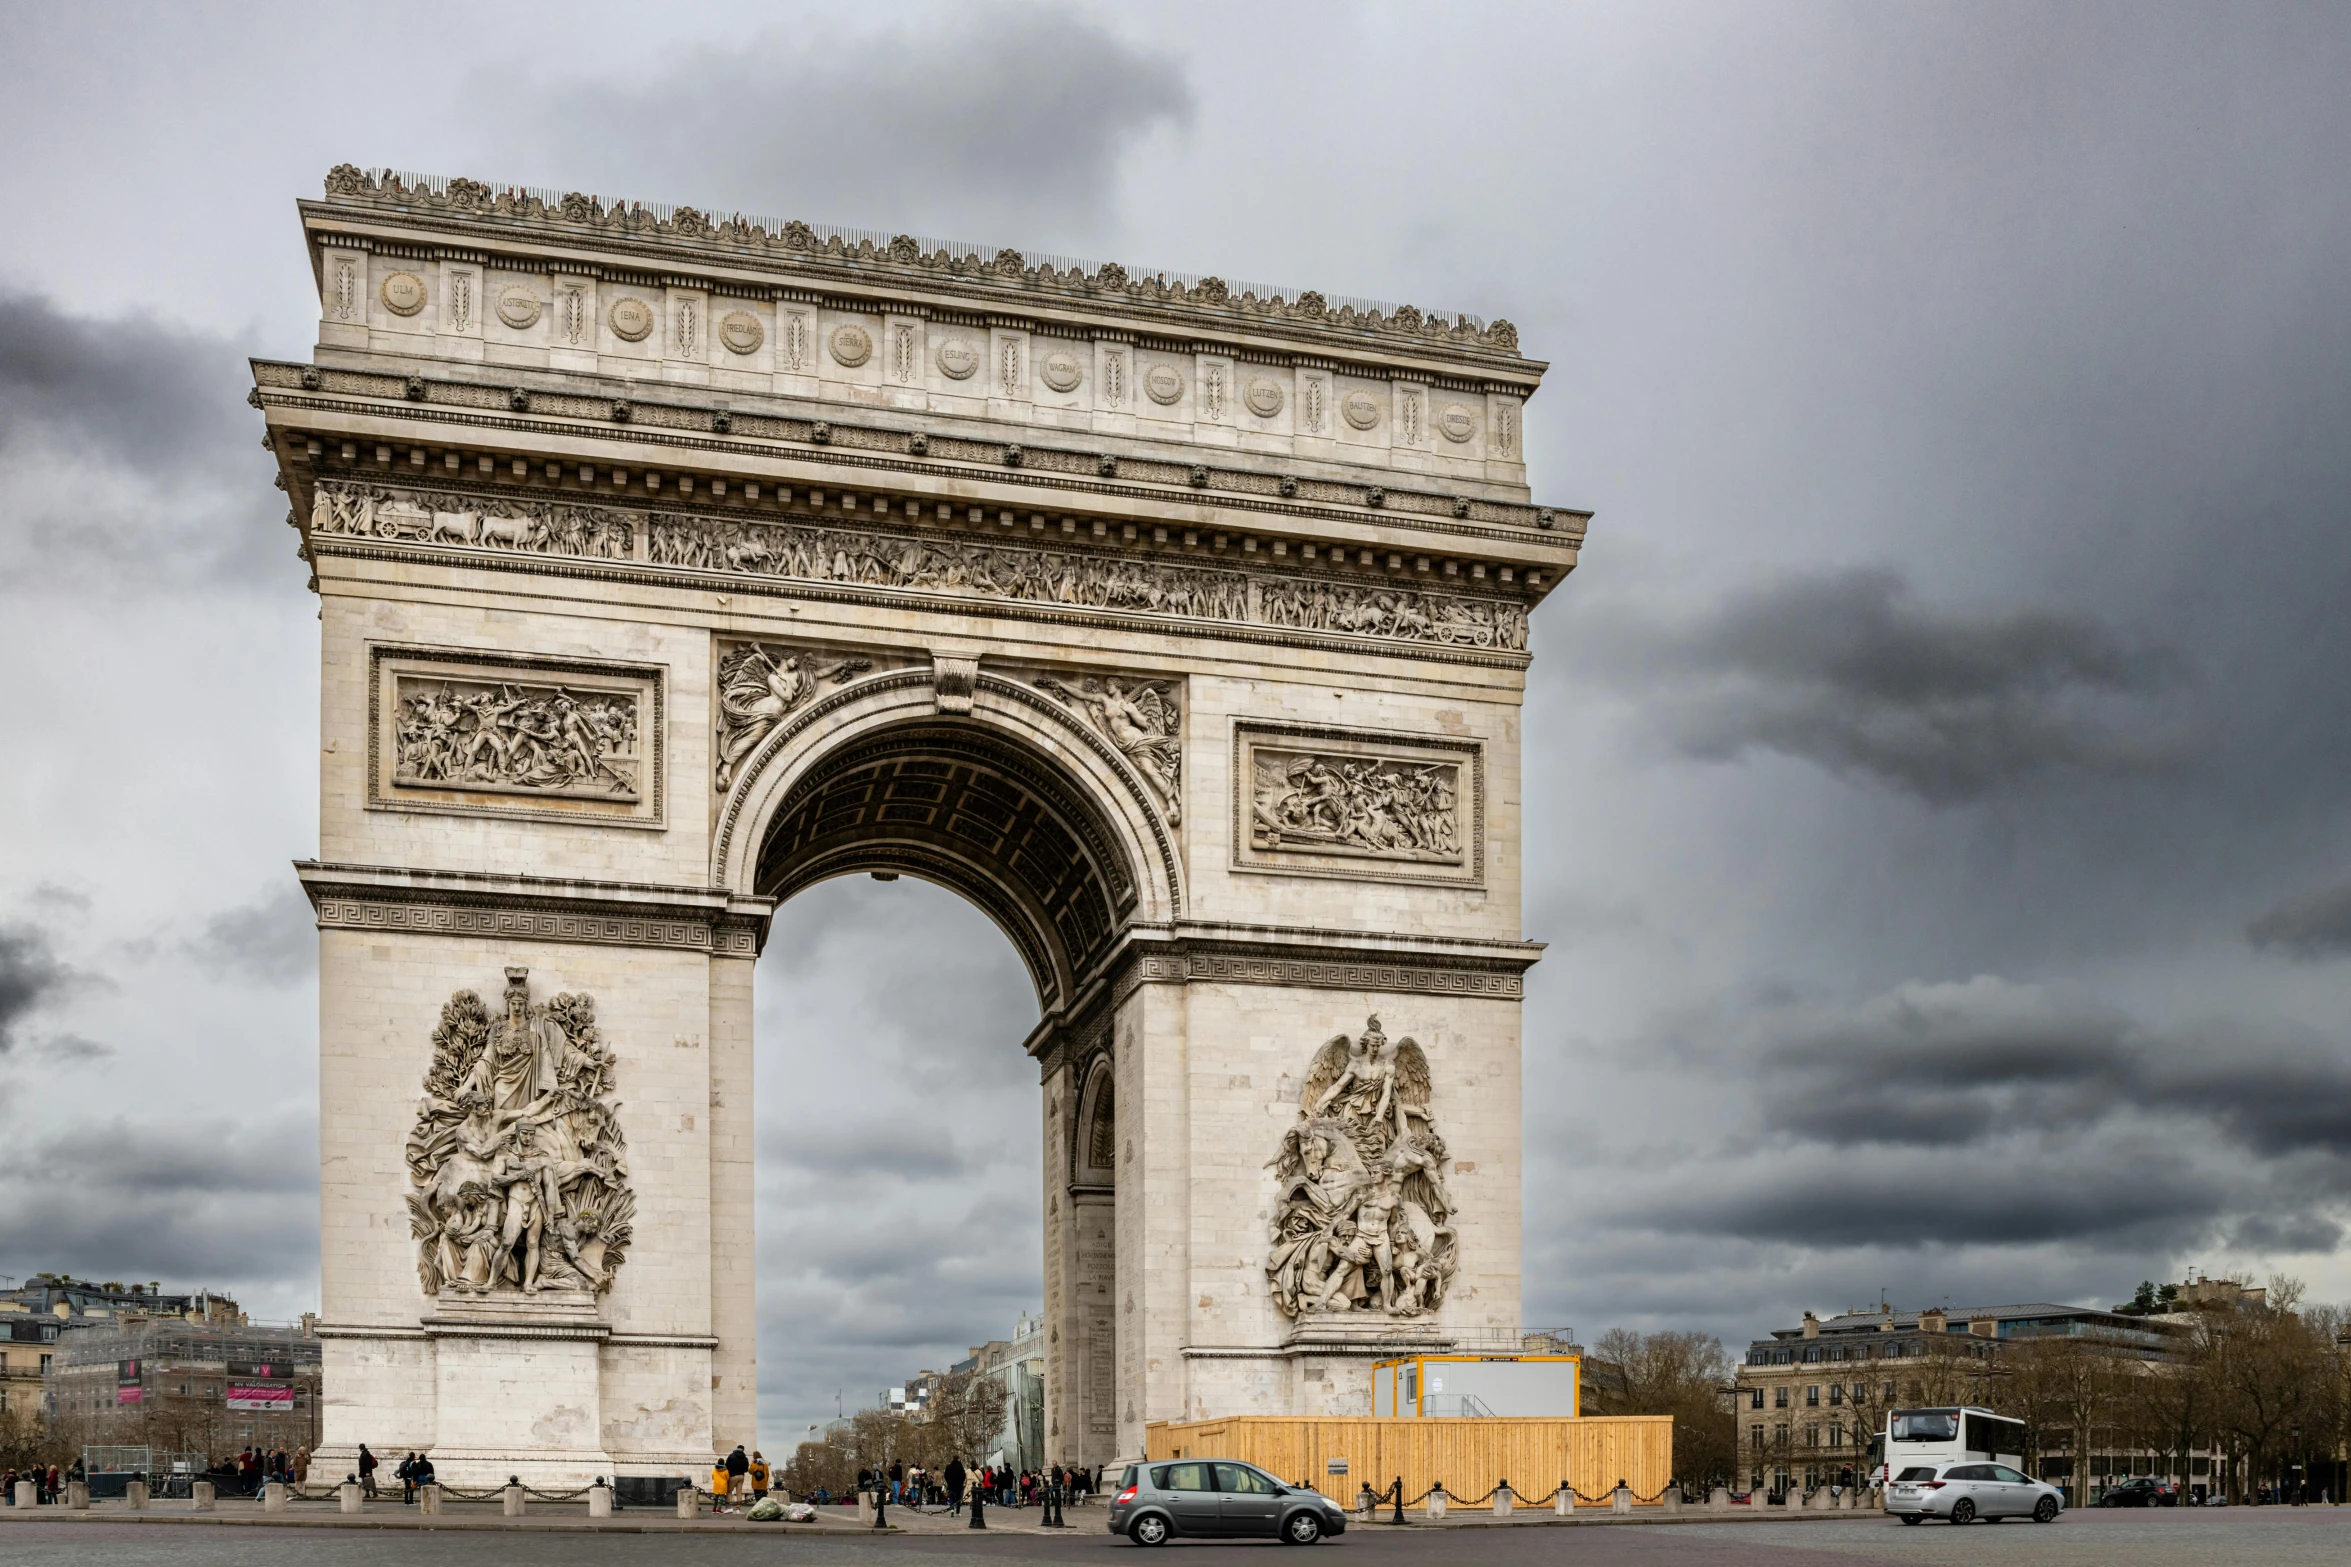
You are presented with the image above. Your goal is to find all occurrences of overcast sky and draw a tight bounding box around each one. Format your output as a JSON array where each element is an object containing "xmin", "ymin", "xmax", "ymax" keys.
[{"xmin": 5, "ymin": 0, "xmax": 2351, "ymax": 1449}]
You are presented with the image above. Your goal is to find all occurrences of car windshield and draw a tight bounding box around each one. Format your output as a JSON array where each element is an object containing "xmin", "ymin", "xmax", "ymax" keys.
[{"xmin": 1892, "ymin": 1413, "xmax": 1960, "ymax": 1442}]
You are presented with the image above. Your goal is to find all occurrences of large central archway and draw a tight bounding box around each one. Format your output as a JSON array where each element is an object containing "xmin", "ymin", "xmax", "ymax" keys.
[{"xmin": 724, "ymin": 667, "xmax": 1173, "ymax": 1466}]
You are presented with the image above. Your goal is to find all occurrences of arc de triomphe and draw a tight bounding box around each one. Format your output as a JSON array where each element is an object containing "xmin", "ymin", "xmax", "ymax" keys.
[{"xmin": 260, "ymin": 167, "xmax": 1583, "ymax": 1485}]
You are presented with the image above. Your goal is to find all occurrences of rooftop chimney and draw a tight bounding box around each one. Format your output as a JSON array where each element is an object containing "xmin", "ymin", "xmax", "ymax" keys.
[{"xmin": 1802, "ymin": 1311, "xmax": 1820, "ymax": 1339}]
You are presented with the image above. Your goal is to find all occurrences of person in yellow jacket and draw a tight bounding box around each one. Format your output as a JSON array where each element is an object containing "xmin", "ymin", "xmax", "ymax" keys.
[
  {"xmin": 711, "ymin": 1459, "xmax": 732, "ymax": 1511},
  {"xmin": 750, "ymin": 1452, "xmax": 771, "ymax": 1500}
]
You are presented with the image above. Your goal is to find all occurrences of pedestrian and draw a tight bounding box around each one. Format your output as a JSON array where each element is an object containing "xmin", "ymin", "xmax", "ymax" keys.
[
  {"xmin": 750, "ymin": 1450, "xmax": 770, "ymax": 1500},
  {"xmin": 414, "ymin": 1453, "xmax": 436, "ymax": 1492},
  {"xmin": 712, "ymin": 1456, "xmax": 733, "ymax": 1511},
  {"xmin": 725, "ymin": 1444, "xmax": 750, "ymax": 1505},
  {"xmin": 358, "ymin": 1443, "xmax": 379, "ymax": 1499},
  {"xmin": 946, "ymin": 1456, "xmax": 967, "ymax": 1517},
  {"xmin": 889, "ymin": 1458, "xmax": 904, "ymax": 1504},
  {"xmin": 397, "ymin": 1453, "xmax": 416, "ymax": 1504}
]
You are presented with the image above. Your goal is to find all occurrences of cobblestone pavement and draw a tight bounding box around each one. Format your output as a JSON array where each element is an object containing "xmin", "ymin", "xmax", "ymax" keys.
[{"xmin": 5, "ymin": 1506, "xmax": 2350, "ymax": 1566}]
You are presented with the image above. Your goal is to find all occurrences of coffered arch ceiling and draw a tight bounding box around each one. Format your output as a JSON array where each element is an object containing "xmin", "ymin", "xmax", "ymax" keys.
[{"xmin": 753, "ymin": 720, "xmax": 1140, "ymax": 1013}]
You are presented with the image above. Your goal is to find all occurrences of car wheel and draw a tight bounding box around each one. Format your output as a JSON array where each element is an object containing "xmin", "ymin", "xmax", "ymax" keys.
[
  {"xmin": 1901, "ymin": 1514, "xmax": 1924, "ymax": 1525},
  {"xmin": 1283, "ymin": 1512, "xmax": 1323, "ymax": 1546},
  {"xmin": 1129, "ymin": 1513, "xmax": 1170, "ymax": 1546},
  {"xmin": 2034, "ymin": 1496, "xmax": 2060, "ymax": 1523},
  {"xmin": 1950, "ymin": 1497, "xmax": 1976, "ymax": 1525}
]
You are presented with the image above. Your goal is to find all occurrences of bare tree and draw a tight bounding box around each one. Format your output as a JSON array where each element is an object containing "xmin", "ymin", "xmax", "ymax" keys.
[{"xmin": 1586, "ymin": 1328, "xmax": 1737, "ymax": 1491}]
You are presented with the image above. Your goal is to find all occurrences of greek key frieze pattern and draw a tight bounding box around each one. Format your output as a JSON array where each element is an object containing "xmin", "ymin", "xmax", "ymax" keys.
[
  {"xmin": 1121, "ymin": 951, "xmax": 1523, "ymax": 999},
  {"xmin": 312, "ymin": 897, "xmax": 757, "ymax": 956}
]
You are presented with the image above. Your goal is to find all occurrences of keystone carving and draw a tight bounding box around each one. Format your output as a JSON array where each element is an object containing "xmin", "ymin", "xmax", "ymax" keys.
[
  {"xmin": 1266, "ymin": 1017, "xmax": 1458, "ymax": 1319},
  {"xmin": 405, "ymin": 968, "xmax": 635, "ymax": 1298}
]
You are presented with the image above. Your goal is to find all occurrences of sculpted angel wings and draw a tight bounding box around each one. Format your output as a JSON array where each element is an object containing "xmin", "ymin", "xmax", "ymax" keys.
[{"xmin": 1266, "ymin": 1016, "xmax": 1458, "ymax": 1319}]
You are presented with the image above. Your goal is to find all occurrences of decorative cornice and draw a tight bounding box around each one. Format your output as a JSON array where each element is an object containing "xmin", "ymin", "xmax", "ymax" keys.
[
  {"xmin": 295, "ymin": 861, "xmax": 775, "ymax": 957},
  {"xmin": 1105, "ymin": 923, "xmax": 1542, "ymax": 1006},
  {"xmin": 313, "ymin": 166, "xmax": 1531, "ymax": 368},
  {"xmin": 252, "ymin": 361, "xmax": 1587, "ymax": 547}
]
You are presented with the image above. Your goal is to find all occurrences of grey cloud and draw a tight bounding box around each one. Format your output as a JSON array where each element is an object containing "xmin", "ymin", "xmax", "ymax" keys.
[
  {"xmin": 1594, "ymin": 569, "xmax": 2192, "ymax": 804},
  {"xmin": 2247, "ymin": 875, "xmax": 2351, "ymax": 960},
  {"xmin": 35, "ymin": 1032, "xmax": 112, "ymax": 1063},
  {"xmin": 0, "ymin": 1113, "xmax": 318, "ymax": 1288},
  {"xmin": 473, "ymin": 7, "xmax": 1193, "ymax": 245},
  {"xmin": 0, "ymin": 925, "xmax": 74, "ymax": 1054},
  {"xmin": 0, "ymin": 292, "xmax": 282, "ymax": 585},
  {"xmin": 182, "ymin": 882, "xmax": 315, "ymax": 986},
  {"xmin": 1752, "ymin": 976, "xmax": 2351, "ymax": 1160},
  {"xmin": 757, "ymin": 1120, "xmax": 997, "ymax": 1181},
  {"xmin": 29, "ymin": 882, "xmax": 91, "ymax": 911}
]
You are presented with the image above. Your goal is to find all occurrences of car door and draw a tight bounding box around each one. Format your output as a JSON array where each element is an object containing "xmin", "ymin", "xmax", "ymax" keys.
[
  {"xmin": 1161, "ymin": 1462, "xmax": 1223, "ymax": 1536},
  {"xmin": 1946, "ymin": 1463, "xmax": 1993, "ymax": 1515},
  {"xmin": 1989, "ymin": 1465, "xmax": 2036, "ymax": 1516},
  {"xmin": 1214, "ymin": 1463, "xmax": 1284, "ymax": 1536}
]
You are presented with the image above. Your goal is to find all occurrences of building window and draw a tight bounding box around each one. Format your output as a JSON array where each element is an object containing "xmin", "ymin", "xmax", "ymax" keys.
[
  {"xmin": 1883, "ymin": 1381, "xmax": 1896, "ymax": 1401},
  {"xmin": 1750, "ymin": 1388, "xmax": 1764, "ymax": 1409},
  {"xmin": 1774, "ymin": 1387, "xmax": 1788, "ymax": 1409},
  {"xmin": 1829, "ymin": 1384, "xmax": 1844, "ymax": 1406},
  {"xmin": 1752, "ymin": 1425, "xmax": 1764, "ymax": 1451},
  {"xmin": 1802, "ymin": 1347, "xmax": 1821, "ymax": 1363},
  {"xmin": 1830, "ymin": 1424, "xmax": 1844, "ymax": 1448},
  {"xmin": 1829, "ymin": 1346, "xmax": 1845, "ymax": 1361},
  {"xmin": 1805, "ymin": 1426, "xmax": 1819, "ymax": 1448},
  {"xmin": 1806, "ymin": 1386, "xmax": 1820, "ymax": 1407}
]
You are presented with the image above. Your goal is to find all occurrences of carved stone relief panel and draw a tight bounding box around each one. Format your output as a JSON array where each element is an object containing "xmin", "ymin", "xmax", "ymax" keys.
[
  {"xmin": 312, "ymin": 480, "xmax": 636, "ymax": 560},
  {"xmin": 1232, "ymin": 721, "xmax": 1481, "ymax": 886},
  {"xmin": 406, "ymin": 966, "xmax": 636, "ymax": 1300},
  {"xmin": 1023, "ymin": 667, "xmax": 1183, "ymax": 825},
  {"xmin": 712, "ymin": 638, "xmax": 915, "ymax": 792},
  {"xmin": 369, "ymin": 645, "xmax": 666, "ymax": 828},
  {"xmin": 1266, "ymin": 1015, "xmax": 1457, "ymax": 1320}
]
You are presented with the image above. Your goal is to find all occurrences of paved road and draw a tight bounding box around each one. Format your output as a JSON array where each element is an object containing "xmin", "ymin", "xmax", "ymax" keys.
[{"xmin": 5, "ymin": 1509, "xmax": 2350, "ymax": 1565}]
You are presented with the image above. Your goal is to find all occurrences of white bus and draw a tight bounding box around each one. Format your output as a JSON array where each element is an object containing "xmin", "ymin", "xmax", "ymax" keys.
[{"xmin": 1877, "ymin": 1406, "xmax": 2028, "ymax": 1483}]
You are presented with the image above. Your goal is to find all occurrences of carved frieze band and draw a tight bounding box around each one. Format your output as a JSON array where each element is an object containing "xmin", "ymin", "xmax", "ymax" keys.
[{"xmin": 308, "ymin": 480, "xmax": 1530, "ymax": 658}]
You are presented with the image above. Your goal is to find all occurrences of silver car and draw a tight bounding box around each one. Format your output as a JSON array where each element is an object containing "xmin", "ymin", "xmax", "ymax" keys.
[
  {"xmin": 1108, "ymin": 1459, "xmax": 1350, "ymax": 1545},
  {"xmin": 1888, "ymin": 1460, "xmax": 2065, "ymax": 1524}
]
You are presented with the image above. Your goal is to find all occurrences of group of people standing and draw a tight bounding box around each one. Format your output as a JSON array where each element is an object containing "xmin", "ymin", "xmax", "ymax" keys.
[
  {"xmin": 2, "ymin": 1460, "xmax": 81, "ymax": 1503},
  {"xmin": 850, "ymin": 1458, "xmax": 1098, "ymax": 1514}
]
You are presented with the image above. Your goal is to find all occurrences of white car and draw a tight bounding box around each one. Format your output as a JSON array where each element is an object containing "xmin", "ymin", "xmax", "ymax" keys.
[{"xmin": 1887, "ymin": 1461, "xmax": 2065, "ymax": 1524}]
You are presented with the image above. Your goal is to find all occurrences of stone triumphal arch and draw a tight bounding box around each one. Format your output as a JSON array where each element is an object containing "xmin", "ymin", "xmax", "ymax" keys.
[{"xmin": 262, "ymin": 167, "xmax": 1584, "ymax": 1485}]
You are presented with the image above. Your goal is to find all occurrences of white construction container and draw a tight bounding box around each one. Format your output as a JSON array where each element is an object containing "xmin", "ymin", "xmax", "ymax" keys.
[{"xmin": 1371, "ymin": 1354, "xmax": 1581, "ymax": 1418}]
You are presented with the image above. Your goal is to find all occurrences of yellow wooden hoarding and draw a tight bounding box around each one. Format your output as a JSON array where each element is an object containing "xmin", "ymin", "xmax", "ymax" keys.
[{"xmin": 1143, "ymin": 1415, "xmax": 1674, "ymax": 1508}]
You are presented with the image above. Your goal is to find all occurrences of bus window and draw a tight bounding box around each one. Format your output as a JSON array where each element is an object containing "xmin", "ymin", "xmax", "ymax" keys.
[{"xmin": 1891, "ymin": 1412, "xmax": 1958, "ymax": 1443}]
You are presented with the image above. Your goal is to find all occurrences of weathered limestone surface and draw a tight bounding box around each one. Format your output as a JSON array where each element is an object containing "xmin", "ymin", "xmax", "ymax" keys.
[{"xmin": 267, "ymin": 167, "xmax": 1581, "ymax": 1484}]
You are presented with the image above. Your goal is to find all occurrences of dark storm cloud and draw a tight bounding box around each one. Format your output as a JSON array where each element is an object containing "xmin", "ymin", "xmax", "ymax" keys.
[
  {"xmin": 181, "ymin": 882, "xmax": 315, "ymax": 986},
  {"xmin": 0, "ymin": 291, "xmax": 256, "ymax": 473},
  {"xmin": 1594, "ymin": 570, "xmax": 2191, "ymax": 804},
  {"xmin": 2247, "ymin": 876, "xmax": 2351, "ymax": 960},
  {"xmin": 0, "ymin": 1113, "xmax": 318, "ymax": 1285},
  {"xmin": 1752, "ymin": 977, "xmax": 2351, "ymax": 1160},
  {"xmin": 0, "ymin": 292, "xmax": 280, "ymax": 583},
  {"xmin": 0, "ymin": 925, "xmax": 74, "ymax": 1054},
  {"xmin": 35, "ymin": 1032, "xmax": 112, "ymax": 1063},
  {"xmin": 475, "ymin": 6, "xmax": 1193, "ymax": 244}
]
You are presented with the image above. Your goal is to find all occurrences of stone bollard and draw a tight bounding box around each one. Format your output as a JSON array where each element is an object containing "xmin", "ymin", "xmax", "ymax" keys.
[
  {"xmin": 1356, "ymin": 1485, "xmax": 1375, "ymax": 1522},
  {"xmin": 676, "ymin": 1483, "xmax": 699, "ymax": 1519},
  {"xmin": 68, "ymin": 1481, "xmax": 90, "ymax": 1512},
  {"xmin": 1664, "ymin": 1486, "xmax": 1683, "ymax": 1513},
  {"xmin": 1612, "ymin": 1482, "xmax": 1632, "ymax": 1515},
  {"xmin": 503, "ymin": 1482, "xmax": 526, "ymax": 1517},
  {"xmin": 857, "ymin": 1489, "xmax": 876, "ymax": 1526},
  {"xmin": 1709, "ymin": 1486, "xmax": 1730, "ymax": 1510},
  {"xmin": 126, "ymin": 1479, "xmax": 150, "ymax": 1510},
  {"xmin": 1556, "ymin": 1483, "xmax": 1576, "ymax": 1516},
  {"xmin": 193, "ymin": 1481, "xmax": 216, "ymax": 1511},
  {"xmin": 1494, "ymin": 1483, "xmax": 1513, "ymax": 1517},
  {"xmin": 589, "ymin": 1480, "xmax": 612, "ymax": 1519},
  {"xmin": 341, "ymin": 1481, "xmax": 364, "ymax": 1514},
  {"xmin": 1426, "ymin": 1484, "xmax": 1447, "ymax": 1520},
  {"xmin": 419, "ymin": 1485, "xmax": 442, "ymax": 1515},
  {"xmin": 13, "ymin": 1480, "xmax": 34, "ymax": 1509},
  {"xmin": 264, "ymin": 1482, "xmax": 289, "ymax": 1513}
]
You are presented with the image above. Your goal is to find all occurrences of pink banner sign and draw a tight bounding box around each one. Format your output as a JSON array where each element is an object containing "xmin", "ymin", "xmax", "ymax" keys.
[{"xmin": 226, "ymin": 1384, "xmax": 294, "ymax": 1412}]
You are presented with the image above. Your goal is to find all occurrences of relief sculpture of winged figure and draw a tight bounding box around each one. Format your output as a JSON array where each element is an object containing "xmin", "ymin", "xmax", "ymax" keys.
[
  {"xmin": 714, "ymin": 644, "xmax": 874, "ymax": 790},
  {"xmin": 1265, "ymin": 1015, "xmax": 1459, "ymax": 1319}
]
